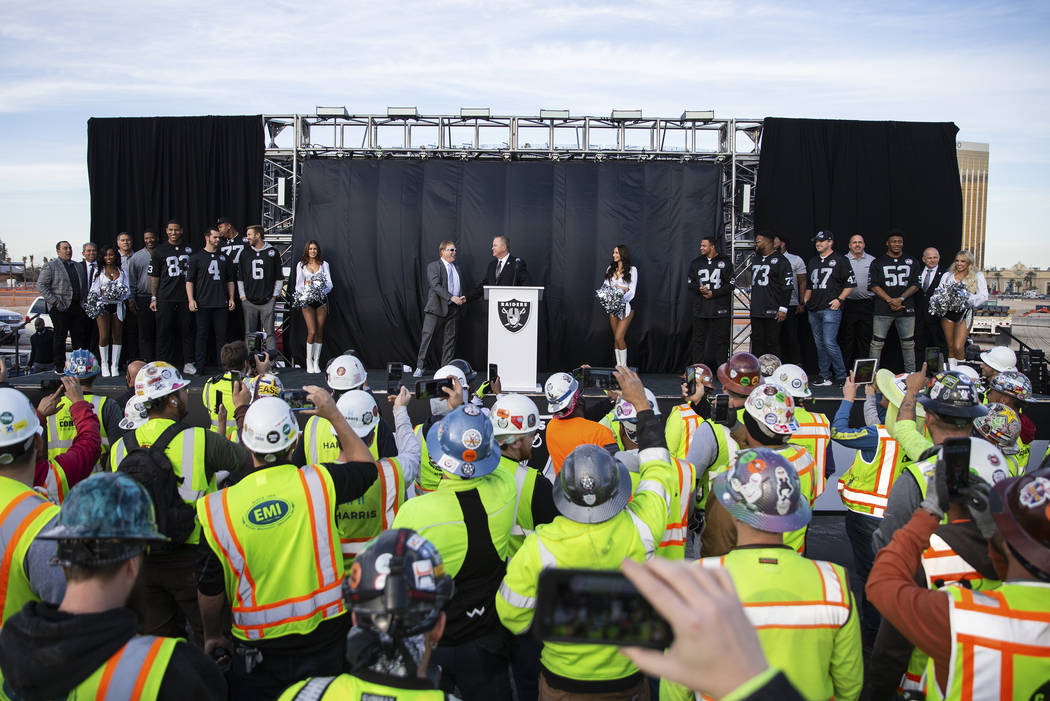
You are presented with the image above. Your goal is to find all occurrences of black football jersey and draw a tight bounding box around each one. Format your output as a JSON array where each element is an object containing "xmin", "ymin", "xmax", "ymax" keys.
[
  {"xmin": 687, "ymin": 254, "xmax": 735, "ymax": 317},
  {"xmin": 748, "ymin": 253, "xmax": 793, "ymax": 318},
  {"xmin": 238, "ymin": 244, "xmax": 284, "ymax": 304},
  {"xmin": 805, "ymin": 253, "xmax": 857, "ymax": 310},
  {"xmin": 187, "ymin": 249, "xmax": 232, "ymax": 309},
  {"xmin": 869, "ymin": 253, "xmax": 921, "ymax": 315},
  {"xmin": 147, "ymin": 242, "xmax": 194, "ymax": 302}
]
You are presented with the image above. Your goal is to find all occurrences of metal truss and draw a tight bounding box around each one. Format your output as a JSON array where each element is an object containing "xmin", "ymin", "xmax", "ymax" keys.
[{"xmin": 261, "ymin": 112, "xmax": 763, "ymax": 349}]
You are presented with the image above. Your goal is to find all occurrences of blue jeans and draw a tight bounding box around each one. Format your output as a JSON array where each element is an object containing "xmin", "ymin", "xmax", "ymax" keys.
[{"xmin": 809, "ymin": 307, "xmax": 846, "ymax": 379}]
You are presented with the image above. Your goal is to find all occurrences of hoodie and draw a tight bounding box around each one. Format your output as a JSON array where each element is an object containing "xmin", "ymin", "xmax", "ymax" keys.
[{"xmin": 0, "ymin": 601, "xmax": 226, "ymax": 701}]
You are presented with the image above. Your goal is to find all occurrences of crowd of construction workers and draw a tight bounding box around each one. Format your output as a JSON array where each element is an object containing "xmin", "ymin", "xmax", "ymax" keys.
[{"xmin": 0, "ymin": 339, "xmax": 1047, "ymax": 700}]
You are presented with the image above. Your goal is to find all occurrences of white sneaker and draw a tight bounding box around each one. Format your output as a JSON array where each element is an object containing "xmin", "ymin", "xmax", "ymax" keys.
[
  {"xmin": 183, "ymin": 362, "xmax": 197, "ymax": 376},
  {"xmin": 413, "ymin": 367, "xmax": 424, "ymax": 378}
]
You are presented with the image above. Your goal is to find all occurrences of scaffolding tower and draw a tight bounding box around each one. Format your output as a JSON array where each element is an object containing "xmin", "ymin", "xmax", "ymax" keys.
[{"xmin": 262, "ymin": 111, "xmax": 762, "ymax": 352}]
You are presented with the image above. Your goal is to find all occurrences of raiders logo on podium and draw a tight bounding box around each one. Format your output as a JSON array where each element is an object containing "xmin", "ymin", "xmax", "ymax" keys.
[{"xmin": 498, "ymin": 299, "xmax": 531, "ymax": 333}]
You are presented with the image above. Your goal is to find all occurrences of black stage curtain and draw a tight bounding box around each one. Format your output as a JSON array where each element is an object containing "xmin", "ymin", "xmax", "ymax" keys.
[
  {"xmin": 87, "ymin": 116, "xmax": 263, "ymax": 249},
  {"xmin": 755, "ymin": 117, "xmax": 962, "ymax": 259},
  {"xmin": 290, "ymin": 159, "xmax": 722, "ymax": 373}
]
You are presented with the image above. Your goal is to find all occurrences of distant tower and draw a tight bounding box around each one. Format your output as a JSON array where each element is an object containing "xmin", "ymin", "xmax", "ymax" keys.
[{"xmin": 957, "ymin": 141, "xmax": 989, "ymax": 269}]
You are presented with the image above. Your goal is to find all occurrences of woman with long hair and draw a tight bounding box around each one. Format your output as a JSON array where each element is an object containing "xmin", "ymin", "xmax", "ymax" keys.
[
  {"xmin": 936, "ymin": 248, "xmax": 988, "ymax": 362},
  {"xmin": 604, "ymin": 244, "xmax": 638, "ymax": 366},
  {"xmin": 89, "ymin": 245, "xmax": 130, "ymax": 377},
  {"xmin": 296, "ymin": 240, "xmax": 333, "ymax": 373}
]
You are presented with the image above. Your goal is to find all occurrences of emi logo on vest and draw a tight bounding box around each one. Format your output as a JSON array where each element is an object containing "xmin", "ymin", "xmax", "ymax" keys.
[
  {"xmin": 498, "ymin": 300, "xmax": 530, "ymax": 333},
  {"xmin": 244, "ymin": 498, "xmax": 293, "ymax": 529}
]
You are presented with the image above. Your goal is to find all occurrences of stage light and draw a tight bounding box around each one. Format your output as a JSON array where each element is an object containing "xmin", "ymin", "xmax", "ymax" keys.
[
  {"xmin": 460, "ymin": 108, "xmax": 490, "ymax": 118},
  {"xmin": 316, "ymin": 106, "xmax": 348, "ymax": 118},
  {"xmin": 681, "ymin": 110, "xmax": 715, "ymax": 121},
  {"xmin": 611, "ymin": 109, "xmax": 643, "ymax": 120},
  {"xmin": 540, "ymin": 109, "xmax": 570, "ymax": 119},
  {"xmin": 387, "ymin": 106, "xmax": 418, "ymax": 118}
]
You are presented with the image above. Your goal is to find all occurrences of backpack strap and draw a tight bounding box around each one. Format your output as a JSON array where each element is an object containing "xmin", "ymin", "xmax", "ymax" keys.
[
  {"xmin": 151, "ymin": 421, "xmax": 188, "ymax": 453},
  {"xmin": 124, "ymin": 430, "xmax": 140, "ymax": 452}
]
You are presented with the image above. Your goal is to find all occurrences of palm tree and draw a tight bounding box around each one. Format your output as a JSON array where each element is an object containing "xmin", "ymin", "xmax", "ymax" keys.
[
  {"xmin": 993, "ymin": 270, "xmax": 1002, "ymax": 293},
  {"xmin": 1025, "ymin": 271, "xmax": 1036, "ymax": 291}
]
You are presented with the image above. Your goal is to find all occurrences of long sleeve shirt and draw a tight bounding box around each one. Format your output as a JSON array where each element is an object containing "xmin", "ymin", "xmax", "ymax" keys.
[
  {"xmin": 126, "ymin": 248, "xmax": 153, "ymax": 297},
  {"xmin": 389, "ymin": 405, "xmax": 422, "ymax": 488},
  {"xmin": 866, "ymin": 509, "xmax": 954, "ymax": 691},
  {"xmin": 34, "ymin": 400, "xmax": 100, "ymax": 492},
  {"xmin": 889, "ymin": 418, "xmax": 933, "ymax": 464},
  {"xmin": 830, "ymin": 400, "xmax": 880, "ymax": 461}
]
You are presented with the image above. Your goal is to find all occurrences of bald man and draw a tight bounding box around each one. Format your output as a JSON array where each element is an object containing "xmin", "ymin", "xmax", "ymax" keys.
[{"xmin": 915, "ymin": 247, "xmax": 946, "ymax": 359}]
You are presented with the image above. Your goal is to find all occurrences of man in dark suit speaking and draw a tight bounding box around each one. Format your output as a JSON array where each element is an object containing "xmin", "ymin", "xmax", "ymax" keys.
[
  {"xmin": 414, "ymin": 240, "xmax": 465, "ymax": 377},
  {"xmin": 467, "ymin": 235, "xmax": 530, "ymax": 302}
]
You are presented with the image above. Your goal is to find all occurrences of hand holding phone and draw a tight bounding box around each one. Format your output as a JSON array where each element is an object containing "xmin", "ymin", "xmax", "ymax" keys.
[
  {"xmin": 534, "ymin": 569, "xmax": 672, "ymax": 649},
  {"xmin": 942, "ymin": 436, "xmax": 971, "ymax": 495},
  {"xmin": 415, "ymin": 377, "xmax": 454, "ymax": 400},
  {"xmin": 387, "ymin": 362, "xmax": 405, "ymax": 395},
  {"xmin": 925, "ymin": 348, "xmax": 943, "ymax": 377},
  {"xmin": 281, "ymin": 389, "xmax": 317, "ymax": 411},
  {"xmin": 852, "ymin": 358, "xmax": 878, "ymax": 385},
  {"xmin": 710, "ymin": 394, "xmax": 731, "ymax": 425}
]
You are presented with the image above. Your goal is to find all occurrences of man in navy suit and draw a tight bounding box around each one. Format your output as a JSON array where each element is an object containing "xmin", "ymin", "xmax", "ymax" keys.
[
  {"xmin": 414, "ymin": 240, "xmax": 466, "ymax": 376},
  {"xmin": 467, "ymin": 235, "xmax": 530, "ymax": 302}
]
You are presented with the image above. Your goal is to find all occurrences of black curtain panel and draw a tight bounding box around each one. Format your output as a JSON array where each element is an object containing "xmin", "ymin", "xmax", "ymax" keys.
[
  {"xmin": 289, "ymin": 159, "xmax": 722, "ymax": 373},
  {"xmin": 755, "ymin": 117, "xmax": 962, "ymax": 259},
  {"xmin": 87, "ymin": 116, "xmax": 264, "ymax": 250}
]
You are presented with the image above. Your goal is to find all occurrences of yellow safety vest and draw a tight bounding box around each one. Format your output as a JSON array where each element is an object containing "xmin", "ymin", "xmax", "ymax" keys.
[
  {"xmin": 0, "ymin": 476, "xmax": 60, "ymax": 623},
  {"xmin": 778, "ymin": 444, "xmax": 817, "ymax": 554},
  {"xmin": 197, "ymin": 463, "xmax": 345, "ymax": 642},
  {"xmin": 202, "ymin": 373, "xmax": 239, "ymax": 435},
  {"xmin": 414, "ymin": 424, "xmax": 440, "ymax": 494},
  {"xmin": 279, "ymin": 674, "xmax": 448, "ymax": 700},
  {"xmin": 335, "ymin": 457, "xmax": 404, "ymax": 566},
  {"xmin": 927, "ymin": 582, "xmax": 1050, "ymax": 701},
  {"xmin": 108, "ymin": 419, "xmax": 212, "ymax": 545},
  {"xmin": 68, "ymin": 635, "xmax": 177, "ymax": 700},
  {"xmin": 39, "ymin": 460, "xmax": 69, "ymax": 505},
  {"xmin": 665, "ymin": 403, "xmax": 704, "ymax": 460},
  {"xmin": 599, "ymin": 411, "xmax": 625, "ymax": 451},
  {"xmin": 837, "ymin": 426, "xmax": 907, "ymax": 517},
  {"xmin": 790, "ymin": 408, "xmax": 831, "ymax": 497},
  {"xmin": 45, "ymin": 394, "xmax": 110, "ymax": 470},
  {"xmin": 900, "ymin": 532, "xmax": 1000, "ymax": 697},
  {"xmin": 656, "ymin": 456, "xmax": 697, "ymax": 561},
  {"xmin": 305, "ymin": 415, "xmax": 379, "ymax": 464}
]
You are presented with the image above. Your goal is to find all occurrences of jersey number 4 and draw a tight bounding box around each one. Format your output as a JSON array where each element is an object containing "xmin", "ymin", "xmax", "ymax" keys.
[
  {"xmin": 696, "ymin": 267, "xmax": 722, "ymax": 289},
  {"xmin": 207, "ymin": 259, "xmax": 223, "ymax": 281},
  {"xmin": 810, "ymin": 268, "xmax": 833, "ymax": 289}
]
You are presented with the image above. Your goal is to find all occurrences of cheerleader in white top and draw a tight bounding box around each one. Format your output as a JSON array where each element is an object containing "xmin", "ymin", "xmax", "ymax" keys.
[
  {"xmin": 295, "ymin": 240, "xmax": 334, "ymax": 373},
  {"xmin": 89, "ymin": 246, "xmax": 131, "ymax": 377},
  {"xmin": 604, "ymin": 244, "xmax": 638, "ymax": 367}
]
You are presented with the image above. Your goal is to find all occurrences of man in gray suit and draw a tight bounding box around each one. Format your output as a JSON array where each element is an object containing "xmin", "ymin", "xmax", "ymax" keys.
[
  {"xmin": 414, "ymin": 240, "xmax": 466, "ymax": 376},
  {"xmin": 36, "ymin": 240, "xmax": 91, "ymax": 367}
]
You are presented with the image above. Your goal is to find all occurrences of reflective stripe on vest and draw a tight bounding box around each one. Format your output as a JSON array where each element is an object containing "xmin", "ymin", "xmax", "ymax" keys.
[
  {"xmin": 921, "ymin": 534, "xmax": 982, "ymax": 589},
  {"xmin": 340, "ymin": 458, "xmax": 402, "ymax": 559},
  {"xmin": 659, "ymin": 457, "xmax": 693, "ymax": 551},
  {"xmin": 93, "ymin": 635, "xmax": 171, "ymax": 700},
  {"xmin": 509, "ymin": 464, "xmax": 531, "ymax": 538},
  {"xmin": 110, "ymin": 427, "xmax": 204, "ymax": 503},
  {"xmin": 792, "ymin": 410, "xmax": 830, "ymax": 496},
  {"xmin": 674, "ymin": 404, "xmax": 703, "ymax": 458},
  {"xmin": 0, "ymin": 488, "xmax": 58, "ymax": 621},
  {"xmin": 701, "ymin": 557, "xmax": 850, "ymax": 629},
  {"xmin": 535, "ymin": 535, "xmax": 558, "ymax": 570},
  {"xmin": 202, "ymin": 465, "xmax": 343, "ymax": 639},
  {"xmin": 46, "ymin": 394, "xmax": 109, "ymax": 462},
  {"xmin": 43, "ymin": 460, "xmax": 68, "ymax": 505},
  {"xmin": 935, "ymin": 584, "xmax": 1050, "ymax": 700},
  {"xmin": 628, "ymin": 509, "xmax": 656, "ymax": 559},
  {"xmin": 837, "ymin": 426, "xmax": 902, "ymax": 517}
]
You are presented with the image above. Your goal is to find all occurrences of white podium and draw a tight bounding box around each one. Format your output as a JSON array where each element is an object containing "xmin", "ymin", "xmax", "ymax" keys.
[{"xmin": 484, "ymin": 285, "xmax": 544, "ymax": 392}]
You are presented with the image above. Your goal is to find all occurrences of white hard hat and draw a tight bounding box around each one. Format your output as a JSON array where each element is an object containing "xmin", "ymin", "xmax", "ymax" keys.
[
  {"xmin": 241, "ymin": 397, "xmax": 300, "ymax": 454},
  {"xmin": 134, "ymin": 362, "xmax": 191, "ymax": 402},
  {"xmin": 0, "ymin": 388, "xmax": 43, "ymax": 460},
  {"xmin": 333, "ymin": 390, "xmax": 380, "ymax": 438},
  {"xmin": 491, "ymin": 394, "xmax": 540, "ymax": 437},
  {"xmin": 613, "ymin": 388, "xmax": 661, "ymax": 422},
  {"xmin": 954, "ymin": 364, "xmax": 980, "ymax": 381},
  {"xmin": 119, "ymin": 396, "xmax": 149, "ymax": 431},
  {"xmin": 544, "ymin": 372, "xmax": 579, "ymax": 414},
  {"xmin": 979, "ymin": 346, "xmax": 1017, "ymax": 373},
  {"xmin": 326, "ymin": 354, "xmax": 367, "ymax": 391},
  {"xmin": 434, "ymin": 364, "xmax": 468, "ymax": 387},
  {"xmin": 770, "ymin": 364, "xmax": 811, "ymax": 399}
]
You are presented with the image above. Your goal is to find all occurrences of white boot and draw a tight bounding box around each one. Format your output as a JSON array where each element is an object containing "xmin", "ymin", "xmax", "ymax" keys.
[
  {"xmin": 620, "ymin": 348, "xmax": 628, "ymax": 367},
  {"xmin": 307, "ymin": 344, "xmax": 318, "ymax": 373},
  {"xmin": 111, "ymin": 344, "xmax": 122, "ymax": 377},
  {"xmin": 313, "ymin": 344, "xmax": 324, "ymax": 374},
  {"xmin": 613, "ymin": 348, "xmax": 624, "ymax": 367},
  {"xmin": 98, "ymin": 345, "xmax": 110, "ymax": 377}
]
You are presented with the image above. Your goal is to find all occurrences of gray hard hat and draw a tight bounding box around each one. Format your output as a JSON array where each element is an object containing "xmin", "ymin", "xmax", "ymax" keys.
[{"xmin": 552, "ymin": 444, "xmax": 632, "ymax": 524}]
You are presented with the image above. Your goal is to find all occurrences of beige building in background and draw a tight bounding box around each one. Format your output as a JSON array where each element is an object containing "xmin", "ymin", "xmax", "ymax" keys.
[{"xmin": 958, "ymin": 141, "xmax": 989, "ymax": 268}]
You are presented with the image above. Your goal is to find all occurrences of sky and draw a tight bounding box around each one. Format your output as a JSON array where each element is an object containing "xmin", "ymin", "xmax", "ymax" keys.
[{"xmin": 1, "ymin": 0, "xmax": 1048, "ymax": 268}]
